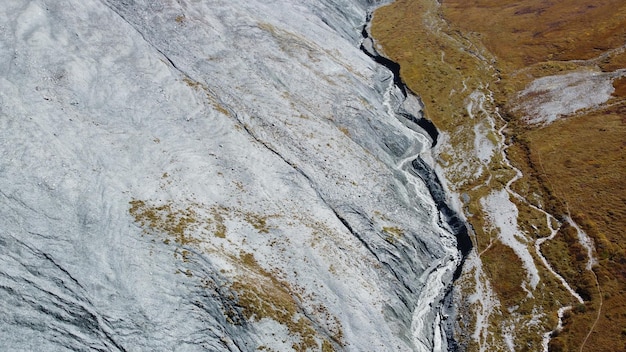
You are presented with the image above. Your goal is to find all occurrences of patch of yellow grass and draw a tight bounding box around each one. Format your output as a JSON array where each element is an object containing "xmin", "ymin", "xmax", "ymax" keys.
[
  {"xmin": 128, "ymin": 198, "xmax": 343, "ymax": 349},
  {"xmin": 372, "ymin": 0, "xmax": 626, "ymax": 349}
]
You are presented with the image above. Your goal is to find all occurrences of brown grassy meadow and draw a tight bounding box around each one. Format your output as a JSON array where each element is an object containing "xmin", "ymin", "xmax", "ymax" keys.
[{"xmin": 372, "ymin": 0, "xmax": 626, "ymax": 350}]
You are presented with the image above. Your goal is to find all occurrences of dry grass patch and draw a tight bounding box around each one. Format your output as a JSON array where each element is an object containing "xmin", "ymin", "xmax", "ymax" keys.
[
  {"xmin": 373, "ymin": 0, "xmax": 626, "ymax": 349},
  {"xmin": 441, "ymin": 0, "xmax": 626, "ymax": 71},
  {"xmin": 129, "ymin": 199, "xmax": 202, "ymax": 245},
  {"xmin": 231, "ymin": 251, "xmax": 343, "ymax": 352},
  {"xmin": 128, "ymin": 198, "xmax": 344, "ymax": 350},
  {"xmin": 614, "ymin": 76, "xmax": 626, "ymax": 97},
  {"xmin": 182, "ymin": 76, "xmax": 231, "ymax": 116},
  {"xmin": 523, "ymin": 109, "xmax": 626, "ymax": 350},
  {"xmin": 480, "ymin": 241, "xmax": 526, "ymax": 306}
]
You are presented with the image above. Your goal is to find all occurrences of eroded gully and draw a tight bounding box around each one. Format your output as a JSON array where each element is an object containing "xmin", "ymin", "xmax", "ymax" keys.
[{"xmin": 361, "ymin": 10, "xmax": 472, "ymax": 352}]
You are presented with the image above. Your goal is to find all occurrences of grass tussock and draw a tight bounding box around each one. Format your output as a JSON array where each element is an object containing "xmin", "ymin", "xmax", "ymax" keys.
[
  {"xmin": 231, "ymin": 251, "xmax": 343, "ymax": 352},
  {"xmin": 481, "ymin": 241, "xmax": 526, "ymax": 305}
]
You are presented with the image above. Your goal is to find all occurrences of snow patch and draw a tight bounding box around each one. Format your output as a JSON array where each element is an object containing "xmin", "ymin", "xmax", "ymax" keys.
[
  {"xmin": 566, "ymin": 217, "xmax": 597, "ymax": 271},
  {"xmin": 481, "ymin": 189, "xmax": 540, "ymax": 289},
  {"xmin": 462, "ymin": 252, "xmax": 500, "ymax": 352},
  {"xmin": 515, "ymin": 70, "xmax": 622, "ymax": 125},
  {"xmin": 466, "ymin": 90, "xmax": 497, "ymax": 173},
  {"xmin": 473, "ymin": 122, "xmax": 495, "ymax": 166}
]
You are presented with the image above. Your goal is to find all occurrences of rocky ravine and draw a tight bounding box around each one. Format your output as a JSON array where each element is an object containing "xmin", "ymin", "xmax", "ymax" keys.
[{"xmin": 0, "ymin": 0, "xmax": 469, "ymax": 351}]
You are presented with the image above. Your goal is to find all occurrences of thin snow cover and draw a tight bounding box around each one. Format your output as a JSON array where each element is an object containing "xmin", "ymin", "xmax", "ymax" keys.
[
  {"xmin": 481, "ymin": 189, "xmax": 540, "ymax": 290},
  {"xmin": 0, "ymin": 0, "xmax": 462, "ymax": 351},
  {"xmin": 473, "ymin": 122, "xmax": 495, "ymax": 166},
  {"xmin": 436, "ymin": 131, "xmax": 479, "ymax": 185},
  {"xmin": 466, "ymin": 89, "xmax": 496, "ymax": 172},
  {"xmin": 566, "ymin": 217, "xmax": 597, "ymax": 271},
  {"xmin": 461, "ymin": 252, "xmax": 500, "ymax": 352},
  {"xmin": 502, "ymin": 322, "xmax": 516, "ymax": 352},
  {"xmin": 515, "ymin": 69, "xmax": 622, "ymax": 125}
]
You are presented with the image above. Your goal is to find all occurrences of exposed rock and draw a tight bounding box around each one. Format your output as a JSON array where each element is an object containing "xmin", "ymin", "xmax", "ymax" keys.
[{"xmin": 0, "ymin": 0, "xmax": 464, "ymax": 351}]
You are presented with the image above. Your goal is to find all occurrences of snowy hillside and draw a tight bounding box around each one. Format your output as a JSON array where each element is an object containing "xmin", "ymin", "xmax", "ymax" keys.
[{"xmin": 0, "ymin": 0, "xmax": 465, "ymax": 350}]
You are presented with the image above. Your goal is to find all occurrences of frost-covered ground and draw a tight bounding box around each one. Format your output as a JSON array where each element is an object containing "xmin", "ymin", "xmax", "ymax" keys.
[
  {"xmin": 480, "ymin": 189, "xmax": 539, "ymax": 292},
  {"xmin": 0, "ymin": 0, "xmax": 463, "ymax": 351},
  {"xmin": 513, "ymin": 69, "xmax": 626, "ymax": 125}
]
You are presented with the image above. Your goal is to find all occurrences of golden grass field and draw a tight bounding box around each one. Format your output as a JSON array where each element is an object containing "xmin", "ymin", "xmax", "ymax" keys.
[{"xmin": 372, "ymin": 0, "xmax": 626, "ymax": 350}]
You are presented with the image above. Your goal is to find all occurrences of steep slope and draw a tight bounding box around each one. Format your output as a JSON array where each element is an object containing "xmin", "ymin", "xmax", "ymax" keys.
[{"xmin": 0, "ymin": 0, "xmax": 466, "ymax": 351}]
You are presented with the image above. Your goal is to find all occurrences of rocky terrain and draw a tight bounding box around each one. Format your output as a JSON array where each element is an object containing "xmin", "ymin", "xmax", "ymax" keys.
[{"xmin": 0, "ymin": 0, "xmax": 471, "ymax": 351}]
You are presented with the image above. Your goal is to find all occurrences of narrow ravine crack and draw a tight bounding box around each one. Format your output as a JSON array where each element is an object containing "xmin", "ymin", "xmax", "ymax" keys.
[
  {"xmin": 360, "ymin": 13, "xmax": 440, "ymax": 148},
  {"xmin": 360, "ymin": 12, "xmax": 471, "ymax": 259},
  {"xmin": 361, "ymin": 9, "xmax": 472, "ymax": 351}
]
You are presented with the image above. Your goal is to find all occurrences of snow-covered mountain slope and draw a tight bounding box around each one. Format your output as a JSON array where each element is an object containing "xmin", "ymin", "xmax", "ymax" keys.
[{"xmin": 0, "ymin": 0, "xmax": 464, "ymax": 350}]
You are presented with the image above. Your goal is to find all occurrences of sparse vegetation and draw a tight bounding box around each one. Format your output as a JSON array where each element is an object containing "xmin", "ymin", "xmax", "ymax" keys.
[
  {"xmin": 129, "ymin": 199, "xmax": 201, "ymax": 245},
  {"xmin": 128, "ymin": 198, "xmax": 343, "ymax": 350},
  {"xmin": 129, "ymin": 199, "xmax": 278, "ymax": 241},
  {"xmin": 182, "ymin": 76, "xmax": 231, "ymax": 116},
  {"xmin": 231, "ymin": 251, "xmax": 342, "ymax": 352},
  {"xmin": 382, "ymin": 226, "xmax": 403, "ymax": 243}
]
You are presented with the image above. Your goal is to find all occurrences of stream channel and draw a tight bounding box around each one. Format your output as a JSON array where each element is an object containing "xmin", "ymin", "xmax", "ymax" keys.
[{"xmin": 360, "ymin": 10, "xmax": 473, "ymax": 351}]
